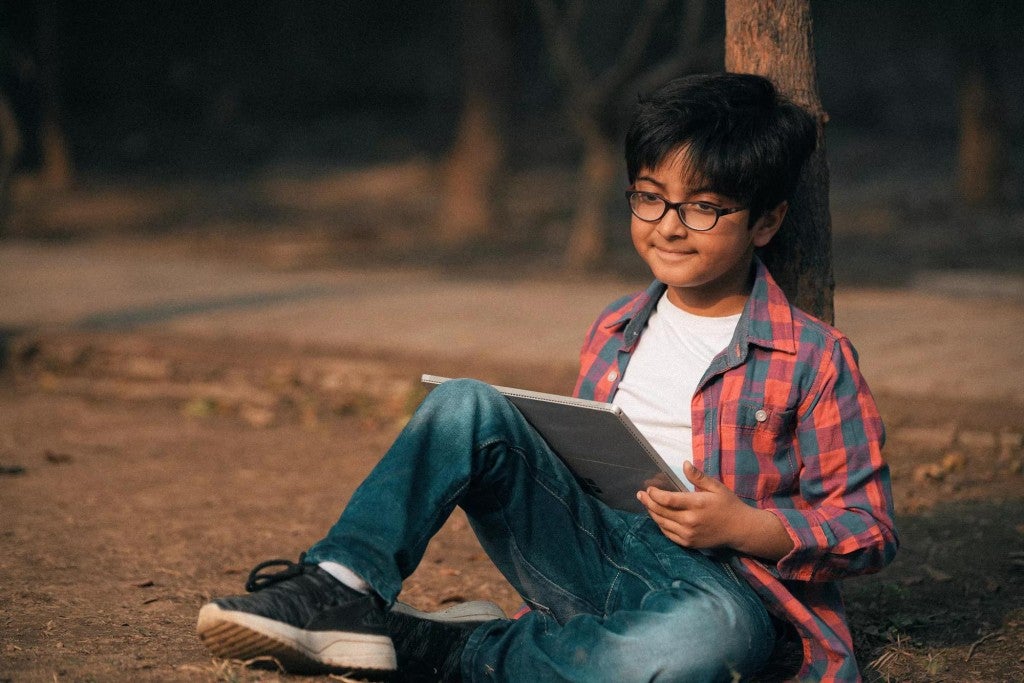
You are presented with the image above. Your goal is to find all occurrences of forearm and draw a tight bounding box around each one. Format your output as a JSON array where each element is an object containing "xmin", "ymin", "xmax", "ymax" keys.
[{"xmin": 728, "ymin": 504, "xmax": 794, "ymax": 563}]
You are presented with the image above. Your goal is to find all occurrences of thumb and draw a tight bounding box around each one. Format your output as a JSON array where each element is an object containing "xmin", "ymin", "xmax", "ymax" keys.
[{"xmin": 684, "ymin": 461, "xmax": 720, "ymax": 492}]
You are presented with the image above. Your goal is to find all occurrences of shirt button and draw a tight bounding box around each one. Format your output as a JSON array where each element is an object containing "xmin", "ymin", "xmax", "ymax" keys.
[
  {"xmin": 754, "ymin": 409, "xmax": 768, "ymax": 423},
  {"xmin": 607, "ymin": 371, "xmax": 618, "ymax": 382}
]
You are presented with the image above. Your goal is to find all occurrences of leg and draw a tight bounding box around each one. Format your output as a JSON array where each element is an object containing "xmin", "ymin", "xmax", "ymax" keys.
[
  {"xmin": 202, "ymin": 379, "xmax": 774, "ymax": 680},
  {"xmin": 305, "ymin": 378, "xmax": 644, "ymax": 615},
  {"xmin": 198, "ymin": 378, "xmax": 531, "ymax": 676},
  {"xmin": 200, "ymin": 377, "xmax": 621, "ymax": 677},
  {"xmin": 309, "ymin": 379, "xmax": 775, "ymax": 681},
  {"xmin": 464, "ymin": 520, "xmax": 777, "ymax": 682}
]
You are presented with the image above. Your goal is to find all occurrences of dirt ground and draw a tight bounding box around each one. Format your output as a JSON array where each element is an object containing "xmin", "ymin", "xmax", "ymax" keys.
[{"xmin": 1, "ymin": 332, "xmax": 1022, "ymax": 683}]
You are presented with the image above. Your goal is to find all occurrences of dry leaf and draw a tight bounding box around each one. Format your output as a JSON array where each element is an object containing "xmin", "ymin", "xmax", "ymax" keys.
[
  {"xmin": 44, "ymin": 450, "xmax": 73, "ymax": 464},
  {"xmin": 923, "ymin": 565, "xmax": 952, "ymax": 582}
]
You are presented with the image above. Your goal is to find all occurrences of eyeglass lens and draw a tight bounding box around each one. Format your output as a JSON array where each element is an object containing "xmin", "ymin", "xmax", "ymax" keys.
[{"xmin": 628, "ymin": 194, "xmax": 719, "ymax": 231}]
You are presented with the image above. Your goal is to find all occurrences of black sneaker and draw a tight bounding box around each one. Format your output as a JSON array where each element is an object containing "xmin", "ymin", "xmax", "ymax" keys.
[
  {"xmin": 385, "ymin": 601, "xmax": 505, "ymax": 682},
  {"xmin": 196, "ymin": 555, "xmax": 396, "ymax": 676}
]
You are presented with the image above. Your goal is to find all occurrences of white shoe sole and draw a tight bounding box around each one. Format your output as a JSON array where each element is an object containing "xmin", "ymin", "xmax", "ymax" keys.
[
  {"xmin": 196, "ymin": 602, "xmax": 397, "ymax": 675},
  {"xmin": 392, "ymin": 600, "xmax": 506, "ymax": 623}
]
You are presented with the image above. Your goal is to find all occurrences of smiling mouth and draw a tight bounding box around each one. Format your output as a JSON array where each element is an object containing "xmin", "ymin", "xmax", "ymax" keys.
[{"xmin": 654, "ymin": 247, "xmax": 696, "ymax": 259}]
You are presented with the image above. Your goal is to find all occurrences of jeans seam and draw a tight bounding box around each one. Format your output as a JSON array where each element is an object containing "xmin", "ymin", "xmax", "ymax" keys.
[
  {"xmin": 479, "ymin": 437, "xmax": 653, "ymax": 616},
  {"xmin": 626, "ymin": 521, "xmax": 680, "ymax": 584},
  {"xmin": 471, "ymin": 435, "xmax": 597, "ymax": 613},
  {"xmin": 602, "ymin": 570, "xmax": 623, "ymax": 616},
  {"xmin": 505, "ymin": 441, "xmax": 653, "ymax": 586},
  {"xmin": 721, "ymin": 559, "xmax": 743, "ymax": 585},
  {"xmin": 506, "ymin": 528, "xmax": 590, "ymax": 614}
]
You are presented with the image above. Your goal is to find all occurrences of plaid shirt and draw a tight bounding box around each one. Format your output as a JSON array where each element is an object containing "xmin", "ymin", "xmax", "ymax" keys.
[{"xmin": 574, "ymin": 259, "xmax": 898, "ymax": 682}]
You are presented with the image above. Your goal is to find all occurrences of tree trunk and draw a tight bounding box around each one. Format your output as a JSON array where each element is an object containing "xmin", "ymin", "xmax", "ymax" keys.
[
  {"xmin": 36, "ymin": 0, "xmax": 71, "ymax": 188},
  {"xmin": 438, "ymin": 90, "xmax": 505, "ymax": 244},
  {"xmin": 956, "ymin": 57, "xmax": 1004, "ymax": 205},
  {"xmin": 725, "ymin": 0, "xmax": 834, "ymax": 324},
  {"xmin": 0, "ymin": 92, "xmax": 22, "ymax": 236},
  {"xmin": 437, "ymin": 0, "xmax": 509, "ymax": 245},
  {"xmin": 566, "ymin": 129, "xmax": 618, "ymax": 270}
]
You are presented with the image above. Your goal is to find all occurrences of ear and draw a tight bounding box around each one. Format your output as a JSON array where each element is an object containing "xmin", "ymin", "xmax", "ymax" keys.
[{"xmin": 750, "ymin": 201, "xmax": 788, "ymax": 248}]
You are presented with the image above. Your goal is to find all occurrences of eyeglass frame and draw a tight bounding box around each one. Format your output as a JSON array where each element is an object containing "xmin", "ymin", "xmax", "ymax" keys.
[{"xmin": 624, "ymin": 190, "xmax": 747, "ymax": 232}]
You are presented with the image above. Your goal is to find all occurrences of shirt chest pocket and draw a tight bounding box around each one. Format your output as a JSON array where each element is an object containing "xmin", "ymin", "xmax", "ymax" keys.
[{"xmin": 717, "ymin": 400, "xmax": 798, "ymax": 502}]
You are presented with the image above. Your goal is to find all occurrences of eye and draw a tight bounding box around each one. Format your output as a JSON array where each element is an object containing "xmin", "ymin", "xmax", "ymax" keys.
[
  {"xmin": 636, "ymin": 192, "xmax": 662, "ymax": 204},
  {"xmin": 691, "ymin": 202, "xmax": 720, "ymax": 214}
]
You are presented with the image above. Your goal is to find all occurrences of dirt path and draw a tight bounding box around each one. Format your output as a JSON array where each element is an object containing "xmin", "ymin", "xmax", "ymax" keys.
[{"xmin": 2, "ymin": 339, "xmax": 1022, "ymax": 682}]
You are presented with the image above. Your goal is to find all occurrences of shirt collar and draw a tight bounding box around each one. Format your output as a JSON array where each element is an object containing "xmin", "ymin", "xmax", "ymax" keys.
[
  {"xmin": 602, "ymin": 257, "xmax": 797, "ymax": 355},
  {"xmin": 602, "ymin": 280, "xmax": 665, "ymax": 350},
  {"xmin": 739, "ymin": 257, "xmax": 797, "ymax": 355}
]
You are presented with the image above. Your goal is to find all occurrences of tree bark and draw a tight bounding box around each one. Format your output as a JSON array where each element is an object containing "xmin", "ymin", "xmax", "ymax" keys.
[
  {"xmin": 955, "ymin": 49, "xmax": 1005, "ymax": 205},
  {"xmin": 0, "ymin": 92, "xmax": 21, "ymax": 236},
  {"xmin": 36, "ymin": 0, "xmax": 71, "ymax": 188},
  {"xmin": 437, "ymin": 0, "xmax": 509, "ymax": 245},
  {"xmin": 566, "ymin": 130, "xmax": 618, "ymax": 270},
  {"xmin": 438, "ymin": 90, "xmax": 505, "ymax": 244},
  {"xmin": 725, "ymin": 0, "xmax": 834, "ymax": 324}
]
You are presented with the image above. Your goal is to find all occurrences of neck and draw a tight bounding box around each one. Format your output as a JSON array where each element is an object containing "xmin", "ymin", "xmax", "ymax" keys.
[{"xmin": 665, "ymin": 288, "xmax": 748, "ymax": 316}]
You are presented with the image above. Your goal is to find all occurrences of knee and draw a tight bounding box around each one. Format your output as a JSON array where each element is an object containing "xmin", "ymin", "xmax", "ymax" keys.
[
  {"xmin": 625, "ymin": 589, "xmax": 772, "ymax": 681},
  {"xmin": 425, "ymin": 378, "xmax": 493, "ymax": 405},
  {"xmin": 424, "ymin": 378, "xmax": 498, "ymax": 409},
  {"xmin": 415, "ymin": 378, "xmax": 505, "ymax": 426}
]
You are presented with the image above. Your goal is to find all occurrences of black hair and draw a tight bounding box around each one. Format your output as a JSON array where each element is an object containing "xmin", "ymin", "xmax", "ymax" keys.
[{"xmin": 624, "ymin": 73, "xmax": 818, "ymax": 223}]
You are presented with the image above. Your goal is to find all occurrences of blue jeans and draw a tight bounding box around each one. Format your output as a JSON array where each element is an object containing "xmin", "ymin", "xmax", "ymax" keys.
[{"xmin": 306, "ymin": 379, "xmax": 775, "ymax": 682}]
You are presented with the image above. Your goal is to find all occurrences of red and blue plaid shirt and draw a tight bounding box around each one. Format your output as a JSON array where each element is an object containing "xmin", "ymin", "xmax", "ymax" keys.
[{"xmin": 574, "ymin": 259, "xmax": 898, "ymax": 682}]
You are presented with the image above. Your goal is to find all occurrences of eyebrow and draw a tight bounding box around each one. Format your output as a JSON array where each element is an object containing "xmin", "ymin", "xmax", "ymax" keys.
[
  {"xmin": 633, "ymin": 175, "xmax": 720, "ymax": 197},
  {"xmin": 634, "ymin": 175, "xmax": 666, "ymax": 189}
]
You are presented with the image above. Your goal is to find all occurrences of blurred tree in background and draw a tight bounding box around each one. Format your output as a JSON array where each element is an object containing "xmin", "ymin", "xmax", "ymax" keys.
[
  {"xmin": 33, "ymin": 0, "xmax": 71, "ymax": 188},
  {"xmin": 952, "ymin": 0, "xmax": 1010, "ymax": 207},
  {"xmin": 0, "ymin": 1, "xmax": 1021, "ymax": 283},
  {"xmin": 0, "ymin": 13, "xmax": 21, "ymax": 236},
  {"xmin": 1, "ymin": 3, "xmax": 22, "ymax": 236},
  {"xmin": 437, "ymin": 1, "xmax": 513, "ymax": 245},
  {"xmin": 534, "ymin": 0, "xmax": 718, "ymax": 269}
]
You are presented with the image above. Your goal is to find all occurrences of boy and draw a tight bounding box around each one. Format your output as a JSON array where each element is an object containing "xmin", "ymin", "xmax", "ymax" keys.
[{"xmin": 197, "ymin": 73, "xmax": 897, "ymax": 682}]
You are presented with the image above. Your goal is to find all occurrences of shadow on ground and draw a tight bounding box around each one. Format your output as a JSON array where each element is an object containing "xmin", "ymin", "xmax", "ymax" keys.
[{"xmin": 847, "ymin": 500, "xmax": 1024, "ymax": 681}]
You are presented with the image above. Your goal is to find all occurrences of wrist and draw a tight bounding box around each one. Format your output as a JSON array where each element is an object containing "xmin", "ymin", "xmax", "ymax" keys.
[
  {"xmin": 728, "ymin": 504, "xmax": 794, "ymax": 562},
  {"xmin": 726, "ymin": 502, "xmax": 761, "ymax": 551}
]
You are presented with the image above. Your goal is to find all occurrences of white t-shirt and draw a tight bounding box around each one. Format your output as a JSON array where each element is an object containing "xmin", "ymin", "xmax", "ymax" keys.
[{"xmin": 611, "ymin": 291, "xmax": 740, "ymax": 489}]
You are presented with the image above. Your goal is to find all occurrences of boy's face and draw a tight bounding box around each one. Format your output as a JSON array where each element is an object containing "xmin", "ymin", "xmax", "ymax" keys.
[{"xmin": 629, "ymin": 148, "xmax": 785, "ymax": 316}]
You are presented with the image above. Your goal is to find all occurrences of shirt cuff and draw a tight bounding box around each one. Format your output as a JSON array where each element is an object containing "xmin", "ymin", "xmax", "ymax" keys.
[{"xmin": 767, "ymin": 507, "xmax": 833, "ymax": 581}]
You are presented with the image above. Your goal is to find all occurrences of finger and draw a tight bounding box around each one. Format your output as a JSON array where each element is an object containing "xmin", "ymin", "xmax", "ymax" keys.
[
  {"xmin": 683, "ymin": 461, "xmax": 724, "ymax": 493},
  {"xmin": 637, "ymin": 490, "xmax": 669, "ymax": 516},
  {"xmin": 643, "ymin": 501, "xmax": 696, "ymax": 534},
  {"xmin": 647, "ymin": 509, "xmax": 684, "ymax": 533},
  {"xmin": 647, "ymin": 514, "xmax": 695, "ymax": 548},
  {"xmin": 645, "ymin": 508, "xmax": 679, "ymax": 534},
  {"xmin": 637, "ymin": 492, "xmax": 678, "ymax": 526},
  {"xmin": 645, "ymin": 486, "xmax": 694, "ymax": 509}
]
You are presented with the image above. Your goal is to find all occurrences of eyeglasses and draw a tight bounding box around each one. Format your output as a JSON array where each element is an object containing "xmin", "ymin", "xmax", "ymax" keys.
[{"xmin": 625, "ymin": 191, "xmax": 746, "ymax": 232}]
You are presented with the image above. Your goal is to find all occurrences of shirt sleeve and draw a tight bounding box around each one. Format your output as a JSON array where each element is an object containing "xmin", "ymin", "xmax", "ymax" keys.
[{"xmin": 768, "ymin": 335, "xmax": 900, "ymax": 582}]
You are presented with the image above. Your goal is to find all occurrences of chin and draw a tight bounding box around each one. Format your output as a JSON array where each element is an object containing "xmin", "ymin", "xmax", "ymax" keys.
[{"xmin": 646, "ymin": 263, "xmax": 700, "ymax": 287}]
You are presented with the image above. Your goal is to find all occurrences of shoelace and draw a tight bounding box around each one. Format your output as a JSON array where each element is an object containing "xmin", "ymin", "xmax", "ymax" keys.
[{"xmin": 244, "ymin": 552, "xmax": 311, "ymax": 593}]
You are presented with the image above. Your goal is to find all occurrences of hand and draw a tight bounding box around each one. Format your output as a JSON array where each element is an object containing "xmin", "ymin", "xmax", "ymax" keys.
[
  {"xmin": 637, "ymin": 462, "xmax": 794, "ymax": 561},
  {"xmin": 636, "ymin": 461, "xmax": 749, "ymax": 550}
]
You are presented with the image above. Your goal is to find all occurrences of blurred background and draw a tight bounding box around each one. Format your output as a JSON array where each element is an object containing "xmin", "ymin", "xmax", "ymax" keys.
[{"xmin": 1, "ymin": 0, "xmax": 1022, "ymax": 290}]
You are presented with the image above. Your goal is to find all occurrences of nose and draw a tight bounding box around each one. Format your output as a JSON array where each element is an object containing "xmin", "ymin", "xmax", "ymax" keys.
[{"xmin": 656, "ymin": 208, "xmax": 688, "ymax": 239}]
